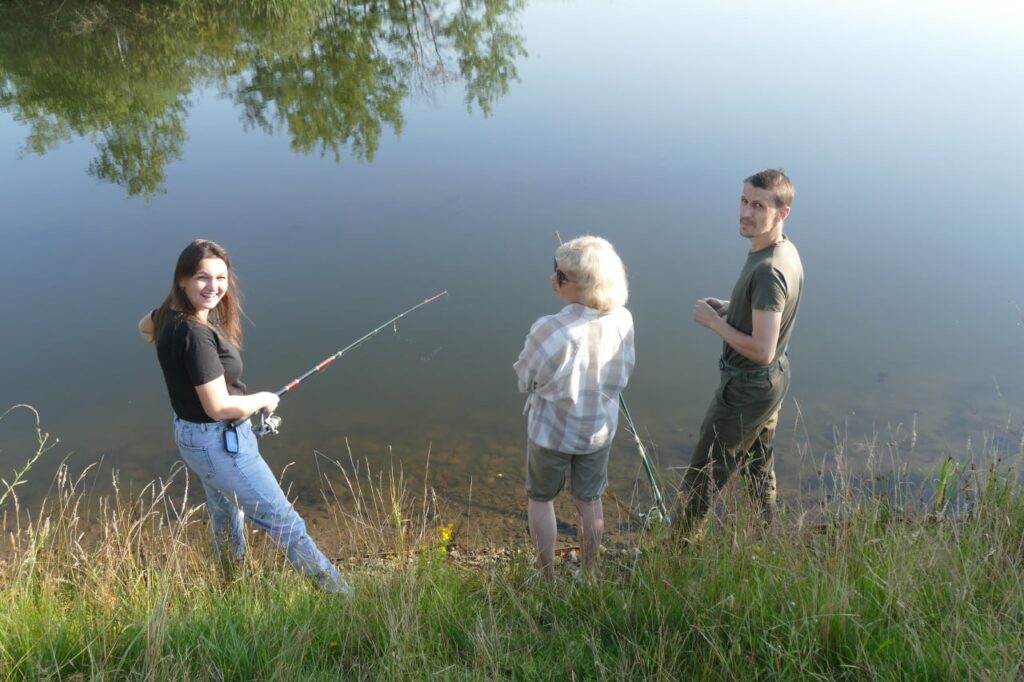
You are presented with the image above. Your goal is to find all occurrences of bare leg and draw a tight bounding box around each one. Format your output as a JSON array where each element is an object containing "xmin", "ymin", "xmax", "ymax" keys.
[
  {"xmin": 574, "ymin": 497, "xmax": 604, "ymax": 577},
  {"xmin": 527, "ymin": 498, "xmax": 557, "ymax": 580}
]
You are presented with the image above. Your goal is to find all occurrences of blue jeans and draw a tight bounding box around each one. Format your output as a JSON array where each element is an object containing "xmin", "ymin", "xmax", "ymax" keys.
[{"xmin": 173, "ymin": 417, "xmax": 351, "ymax": 593}]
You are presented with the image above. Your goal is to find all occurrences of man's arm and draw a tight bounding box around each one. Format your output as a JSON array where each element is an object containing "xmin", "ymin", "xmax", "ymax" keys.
[{"xmin": 693, "ymin": 301, "xmax": 781, "ymax": 366}]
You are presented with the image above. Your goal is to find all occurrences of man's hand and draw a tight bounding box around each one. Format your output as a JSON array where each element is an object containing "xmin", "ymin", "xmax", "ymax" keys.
[
  {"xmin": 700, "ymin": 297, "xmax": 729, "ymax": 317},
  {"xmin": 693, "ymin": 300, "xmax": 723, "ymax": 329},
  {"xmin": 693, "ymin": 298, "xmax": 780, "ymax": 365}
]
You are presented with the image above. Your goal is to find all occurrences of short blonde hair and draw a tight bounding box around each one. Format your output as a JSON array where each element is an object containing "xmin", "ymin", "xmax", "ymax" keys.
[{"xmin": 555, "ymin": 235, "xmax": 628, "ymax": 312}]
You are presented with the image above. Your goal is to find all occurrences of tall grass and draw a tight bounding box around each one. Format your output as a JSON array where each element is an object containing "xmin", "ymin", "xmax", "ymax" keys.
[
  {"xmin": 2, "ymin": 407, "xmax": 1023, "ymax": 679},
  {"xmin": 0, "ymin": 405, "xmax": 58, "ymax": 515}
]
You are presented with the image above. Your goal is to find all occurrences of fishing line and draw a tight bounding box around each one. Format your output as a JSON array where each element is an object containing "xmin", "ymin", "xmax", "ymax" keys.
[{"xmin": 234, "ymin": 290, "xmax": 448, "ymax": 437}]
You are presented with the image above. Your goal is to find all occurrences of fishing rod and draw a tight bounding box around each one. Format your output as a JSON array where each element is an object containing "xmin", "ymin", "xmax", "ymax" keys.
[
  {"xmin": 234, "ymin": 290, "xmax": 449, "ymax": 437},
  {"xmin": 619, "ymin": 395, "xmax": 670, "ymax": 527}
]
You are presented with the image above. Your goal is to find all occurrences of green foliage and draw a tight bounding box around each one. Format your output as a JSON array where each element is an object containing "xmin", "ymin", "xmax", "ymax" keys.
[
  {"xmin": 4, "ymin": 411, "xmax": 1023, "ymax": 678},
  {"xmin": 2, "ymin": 466, "xmax": 1024, "ymax": 678},
  {"xmin": 444, "ymin": 0, "xmax": 527, "ymax": 116},
  {"xmin": 0, "ymin": 0, "xmax": 526, "ymax": 198},
  {"xmin": 234, "ymin": 3, "xmax": 408, "ymax": 163}
]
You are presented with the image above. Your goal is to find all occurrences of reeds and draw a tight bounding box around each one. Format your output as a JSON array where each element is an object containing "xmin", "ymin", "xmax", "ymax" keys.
[
  {"xmin": 2, "ymin": 406, "xmax": 1024, "ymax": 679},
  {"xmin": 0, "ymin": 404, "xmax": 58, "ymax": 515}
]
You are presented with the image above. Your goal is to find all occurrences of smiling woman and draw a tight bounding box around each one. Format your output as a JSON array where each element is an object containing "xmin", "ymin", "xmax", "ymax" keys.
[
  {"xmin": 139, "ymin": 239, "xmax": 353, "ymax": 595},
  {"xmin": 179, "ymin": 259, "xmax": 229, "ymax": 318}
]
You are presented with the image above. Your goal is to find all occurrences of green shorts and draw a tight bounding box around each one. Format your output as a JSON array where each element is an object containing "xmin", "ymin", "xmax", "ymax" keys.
[{"xmin": 525, "ymin": 440, "xmax": 611, "ymax": 502}]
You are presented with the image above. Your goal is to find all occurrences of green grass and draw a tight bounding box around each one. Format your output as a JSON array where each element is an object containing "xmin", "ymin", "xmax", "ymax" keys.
[{"xmin": 2, "ymin": 409, "xmax": 1024, "ymax": 679}]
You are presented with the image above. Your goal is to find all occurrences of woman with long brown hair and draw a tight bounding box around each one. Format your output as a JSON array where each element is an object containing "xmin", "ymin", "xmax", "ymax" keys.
[{"xmin": 139, "ymin": 239, "xmax": 352, "ymax": 595}]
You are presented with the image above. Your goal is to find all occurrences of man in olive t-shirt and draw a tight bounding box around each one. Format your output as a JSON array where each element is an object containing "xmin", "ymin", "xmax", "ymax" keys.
[{"xmin": 676, "ymin": 169, "xmax": 804, "ymax": 537}]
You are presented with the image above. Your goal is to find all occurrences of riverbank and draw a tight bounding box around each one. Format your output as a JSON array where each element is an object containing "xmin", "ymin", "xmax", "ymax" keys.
[{"xmin": 2, "ymin": 419, "xmax": 1023, "ymax": 679}]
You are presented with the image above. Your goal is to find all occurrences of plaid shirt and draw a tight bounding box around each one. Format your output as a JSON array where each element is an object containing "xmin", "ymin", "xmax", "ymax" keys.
[{"xmin": 514, "ymin": 304, "xmax": 635, "ymax": 454}]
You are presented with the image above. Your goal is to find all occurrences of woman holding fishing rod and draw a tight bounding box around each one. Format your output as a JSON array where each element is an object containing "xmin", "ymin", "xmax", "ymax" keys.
[
  {"xmin": 138, "ymin": 239, "xmax": 353, "ymax": 595},
  {"xmin": 514, "ymin": 236, "xmax": 635, "ymax": 580}
]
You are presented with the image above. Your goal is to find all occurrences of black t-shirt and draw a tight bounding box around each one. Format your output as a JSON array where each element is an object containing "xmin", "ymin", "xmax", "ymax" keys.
[{"xmin": 156, "ymin": 312, "xmax": 246, "ymax": 423}]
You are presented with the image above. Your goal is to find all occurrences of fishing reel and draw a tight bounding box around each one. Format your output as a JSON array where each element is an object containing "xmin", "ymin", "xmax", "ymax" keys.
[
  {"xmin": 639, "ymin": 506, "xmax": 671, "ymax": 529},
  {"xmin": 253, "ymin": 411, "xmax": 282, "ymax": 438}
]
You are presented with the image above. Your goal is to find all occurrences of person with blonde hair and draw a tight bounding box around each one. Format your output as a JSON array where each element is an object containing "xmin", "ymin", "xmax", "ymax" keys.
[
  {"xmin": 514, "ymin": 235, "xmax": 635, "ymax": 579},
  {"xmin": 139, "ymin": 239, "xmax": 352, "ymax": 595}
]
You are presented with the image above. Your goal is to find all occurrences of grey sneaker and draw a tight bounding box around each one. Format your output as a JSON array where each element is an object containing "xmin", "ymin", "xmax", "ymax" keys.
[{"xmin": 319, "ymin": 572, "xmax": 355, "ymax": 597}]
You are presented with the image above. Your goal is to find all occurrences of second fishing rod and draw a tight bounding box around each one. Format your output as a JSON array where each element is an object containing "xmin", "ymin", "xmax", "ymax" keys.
[{"xmin": 226, "ymin": 291, "xmax": 448, "ymax": 447}]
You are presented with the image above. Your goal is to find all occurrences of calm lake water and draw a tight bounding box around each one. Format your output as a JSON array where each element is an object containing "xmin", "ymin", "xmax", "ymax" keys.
[{"xmin": 2, "ymin": 0, "xmax": 1022, "ymax": 534}]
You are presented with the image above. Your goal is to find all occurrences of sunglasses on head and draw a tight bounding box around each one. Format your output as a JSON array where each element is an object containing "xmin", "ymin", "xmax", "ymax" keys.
[{"xmin": 553, "ymin": 259, "xmax": 570, "ymax": 286}]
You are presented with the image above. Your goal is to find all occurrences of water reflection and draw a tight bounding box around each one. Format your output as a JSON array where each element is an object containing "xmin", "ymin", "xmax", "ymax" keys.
[
  {"xmin": 0, "ymin": 0, "xmax": 526, "ymax": 197},
  {"xmin": 1, "ymin": 0, "xmax": 1021, "ymax": 543}
]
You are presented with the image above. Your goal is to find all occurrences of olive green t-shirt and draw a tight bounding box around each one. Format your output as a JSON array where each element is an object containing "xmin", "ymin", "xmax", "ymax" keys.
[{"xmin": 721, "ymin": 234, "xmax": 804, "ymax": 369}]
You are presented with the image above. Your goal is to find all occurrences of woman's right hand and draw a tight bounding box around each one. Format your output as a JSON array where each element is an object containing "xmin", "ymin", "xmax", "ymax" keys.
[
  {"xmin": 196, "ymin": 378, "xmax": 281, "ymax": 421},
  {"xmin": 254, "ymin": 392, "xmax": 280, "ymax": 414}
]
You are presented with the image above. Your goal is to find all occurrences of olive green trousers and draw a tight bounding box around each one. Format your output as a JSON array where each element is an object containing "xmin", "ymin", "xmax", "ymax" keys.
[{"xmin": 676, "ymin": 355, "xmax": 790, "ymax": 534}]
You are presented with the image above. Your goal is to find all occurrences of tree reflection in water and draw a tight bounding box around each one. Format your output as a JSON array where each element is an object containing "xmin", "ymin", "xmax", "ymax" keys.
[{"xmin": 0, "ymin": 0, "xmax": 526, "ymax": 198}]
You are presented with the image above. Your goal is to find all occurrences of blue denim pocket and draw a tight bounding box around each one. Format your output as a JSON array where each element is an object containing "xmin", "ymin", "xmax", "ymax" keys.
[
  {"xmin": 178, "ymin": 442, "xmax": 216, "ymax": 479},
  {"xmin": 175, "ymin": 419, "xmax": 224, "ymax": 478}
]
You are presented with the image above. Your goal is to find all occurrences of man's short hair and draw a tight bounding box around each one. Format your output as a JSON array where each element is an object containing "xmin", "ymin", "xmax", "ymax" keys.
[{"xmin": 745, "ymin": 169, "xmax": 795, "ymax": 209}]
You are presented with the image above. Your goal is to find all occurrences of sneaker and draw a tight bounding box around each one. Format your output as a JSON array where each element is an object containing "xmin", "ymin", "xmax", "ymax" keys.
[{"xmin": 320, "ymin": 573, "xmax": 355, "ymax": 597}]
